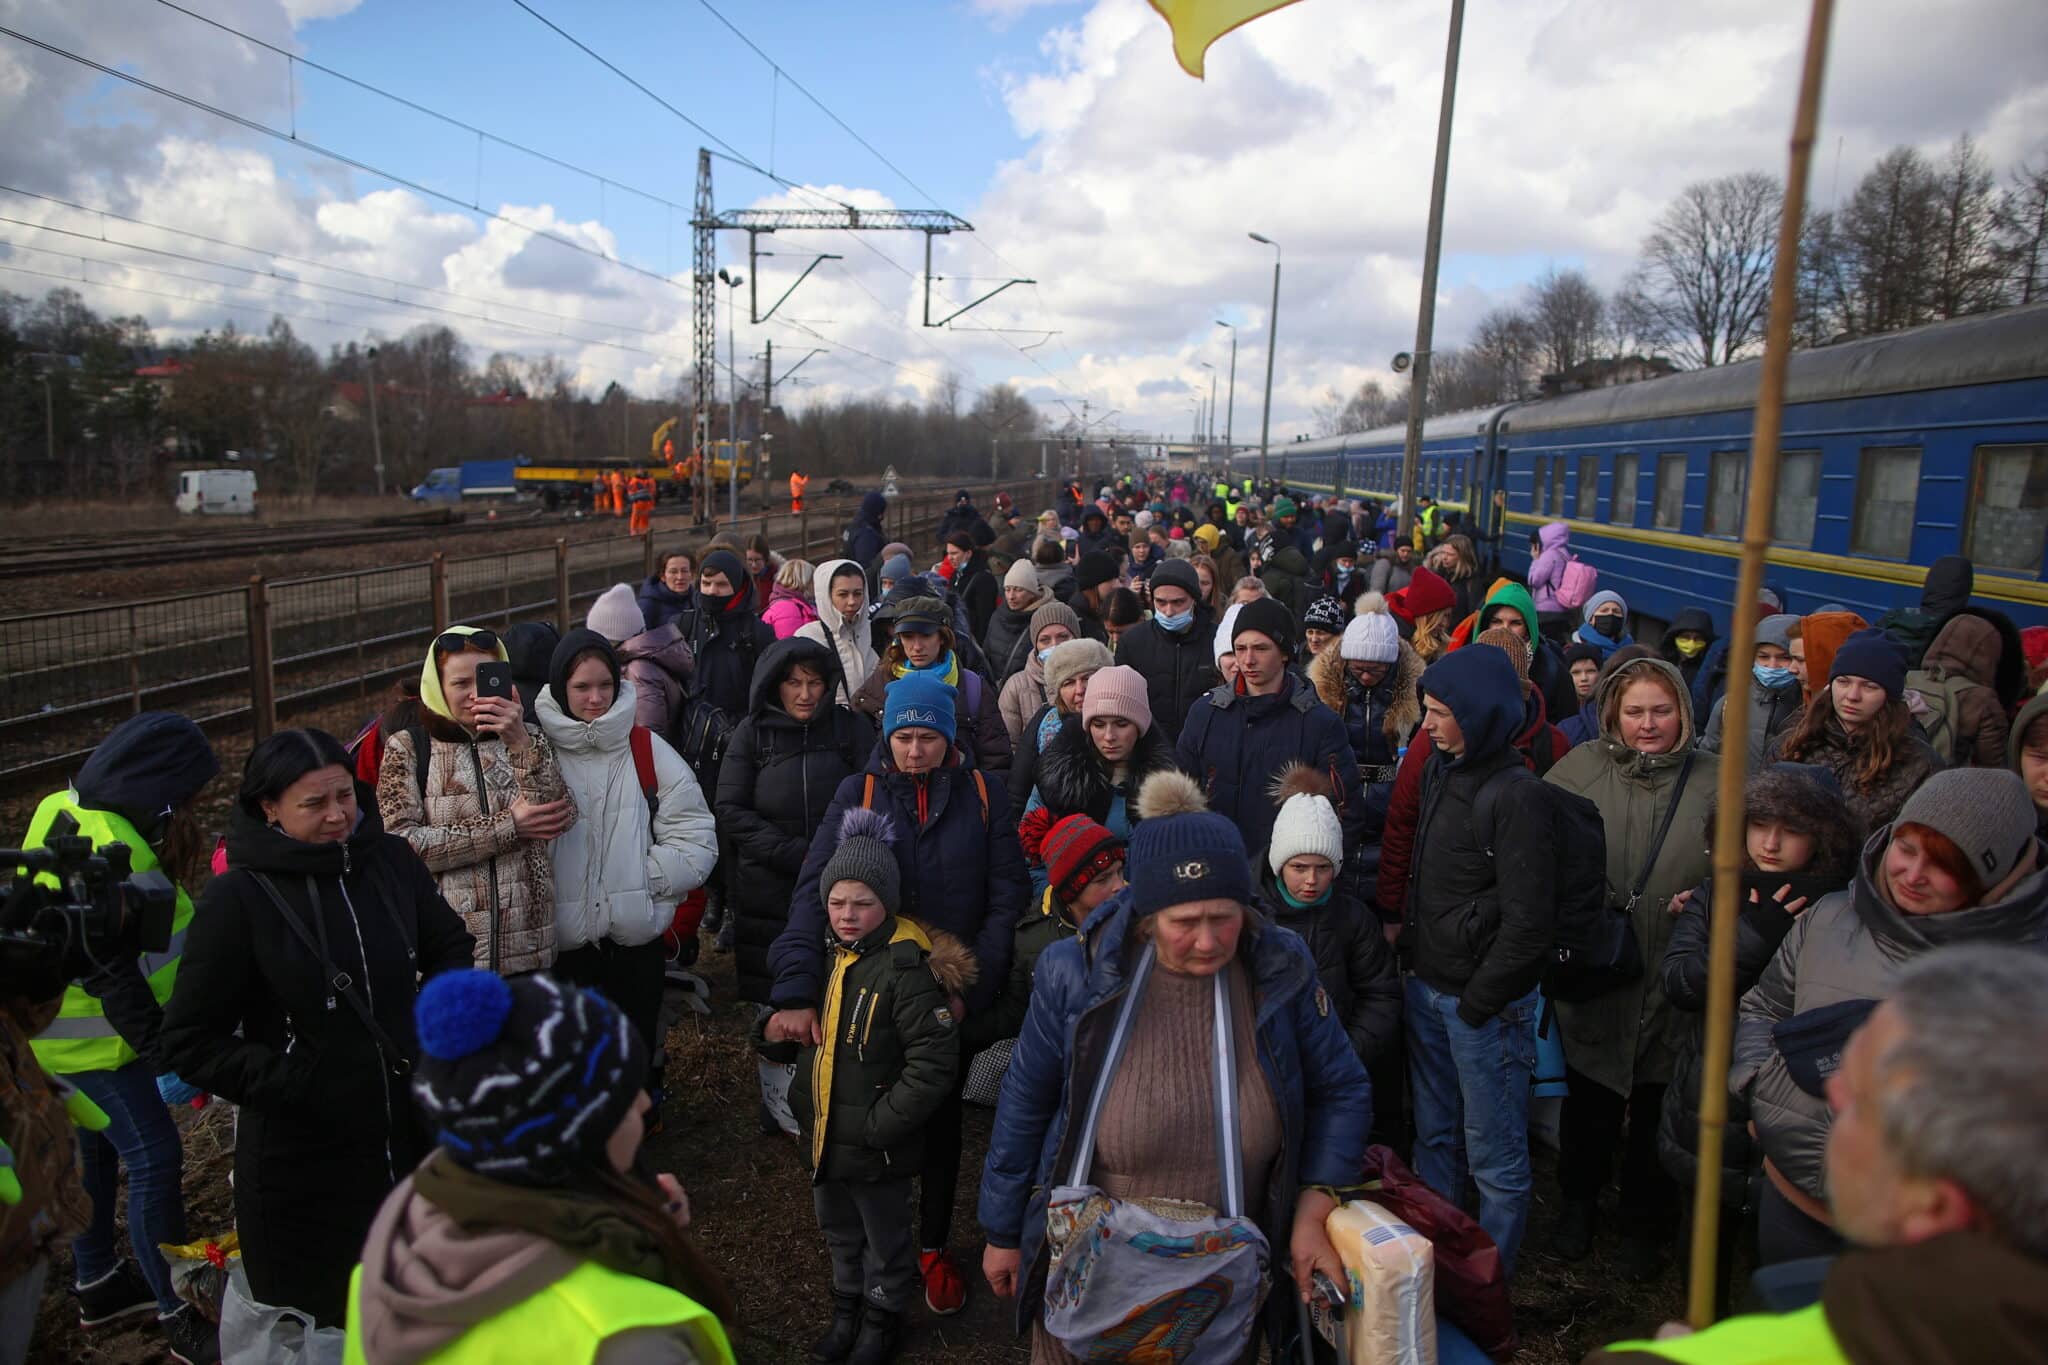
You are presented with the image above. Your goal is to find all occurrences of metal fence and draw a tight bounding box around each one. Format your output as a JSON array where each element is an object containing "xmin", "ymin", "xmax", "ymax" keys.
[{"xmin": 1, "ymin": 489, "xmax": 977, "ymax": 793}]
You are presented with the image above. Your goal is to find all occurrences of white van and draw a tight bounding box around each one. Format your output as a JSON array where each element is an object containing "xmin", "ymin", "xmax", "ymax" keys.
[{"xmin": 175, "ymin": 468, "xmax": 257, "ymax": 515}]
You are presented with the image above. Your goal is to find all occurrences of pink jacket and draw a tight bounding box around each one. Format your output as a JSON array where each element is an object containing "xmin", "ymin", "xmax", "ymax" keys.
[
  {"xmin": 762, "ymin": 584, "xmax": 821, "ymax": 639},
  {"xmin": 1527, "ymin": 521, "xmax": 1571, "ymax": 613}
]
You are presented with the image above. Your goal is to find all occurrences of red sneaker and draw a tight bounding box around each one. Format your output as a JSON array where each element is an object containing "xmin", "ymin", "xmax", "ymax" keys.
[{"xmin": 918, "ymin": 1248, "xmax": 967, "ymax": 1316}]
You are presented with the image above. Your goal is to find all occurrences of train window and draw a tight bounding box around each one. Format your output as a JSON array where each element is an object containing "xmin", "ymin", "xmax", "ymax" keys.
[
  {"xmin": 1613, "ymin": 455, "xmax": 1639, "ymax": 525},
  {"xmin": 1705, "ymin": 452, "xmax": 1746, "ymax": 536},
  {"xmin": 1527, "ymin": 457, "xmax": 1545, "ymax": 512},
  {"xmin": 1652, "ymin": 454, "xmax": 1687, "ymax": 530},
  {"xmin": 1548, "ymin": 460, "xmax": 1567, "ymax": 516},
  {"xmin": 1576, "ymin": 456, "xmax": 1599, "ymax": 519},
  {"xmin": 1964, "ymin": 445, "xmax": 2048, "ymax": 574},
  {"xmin": 1773, "ymin": 451, "xmax": 1821, "ymax": 547},
  {"xmin": 1851, "ymin": 447, "xmax": 1922, "ymax": 559}
]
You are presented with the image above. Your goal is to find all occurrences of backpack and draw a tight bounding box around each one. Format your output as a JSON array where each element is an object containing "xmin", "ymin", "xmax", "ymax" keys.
[
  {"xmin": 859, "ymin": 769, "xmax": 990, "ymax": 829},
  {"xmin": 1468, "ymin": 763, "xmax": 1629, "ymax": 1004},
  {"xmin": 1555, "ymin": 555, "xmax": 1598, "ymax": 611},
  {"xmin": 1903, "ymin": 668, "xmax": 1980, "ymax": 766}
]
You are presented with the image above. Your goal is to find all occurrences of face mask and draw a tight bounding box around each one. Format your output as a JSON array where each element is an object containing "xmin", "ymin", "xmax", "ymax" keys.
[
  {"xmin": 1674, "ymin": 635, "xmax": 1707, "ymax": 660},
  {"xmin": 1336, "ymin": 561, "xmax": 1355, "ymax": 577},
  {"xmin": 1593, "ymin": 614, "xmax": 1624, "ymax": 639},
  {"xmin": 1755, "ymin": 664, "xmax": 1796, "ymax": 689},
  {"xmin": 1037, "ymin": 646, "xmax": 1054, "ymax": 663},
  {"xmin": 1155, "ymin": 608, "xmax": 1194, "ymax": 633}
]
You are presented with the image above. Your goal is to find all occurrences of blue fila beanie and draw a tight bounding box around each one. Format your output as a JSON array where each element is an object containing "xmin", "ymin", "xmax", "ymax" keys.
[
  {"xmin": 883, "ymin": 671, "xmax": 958, "ymax": 744},
  {"xmin": 411, "ymin": 970, "xmax": 645, "ymax": 1186}
]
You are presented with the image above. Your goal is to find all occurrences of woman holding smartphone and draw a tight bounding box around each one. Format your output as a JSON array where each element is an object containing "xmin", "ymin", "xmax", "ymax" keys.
[{"xmin": 377, "ymin": 625, "xmax": 575, "ymax": 976}]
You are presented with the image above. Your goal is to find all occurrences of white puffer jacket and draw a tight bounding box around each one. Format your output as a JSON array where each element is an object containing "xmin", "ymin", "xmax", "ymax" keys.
[{"xmin": 535, "ymin": 680, "xmax": 718, "ymax": 949}]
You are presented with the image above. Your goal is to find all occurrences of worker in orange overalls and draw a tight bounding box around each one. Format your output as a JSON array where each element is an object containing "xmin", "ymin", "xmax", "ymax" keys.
[
  {"xmin": 591, "ymin": 475, "xmax": 610, "ymax": 514},
  {"xmin": 607, "ymin": 469, "xmax": 627, "ymax": 518},
  {"xmin": 627, "ymin": 470, "xmax": 655, "ymax": 537},
  {"xmin": 788, "ymin": 469, "xmax": 809, "ymax": 515}
]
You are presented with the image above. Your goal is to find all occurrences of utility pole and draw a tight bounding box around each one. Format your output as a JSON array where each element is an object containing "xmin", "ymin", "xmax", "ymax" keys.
[
  {"xmin": 40, "ymin": 373, "xmax": 54, "ymax": 474},
  {"xmin": 1205, "ymin": 365, "xmax": 1217, "ymax": 446},
  {"xmin": 1216, "ymin": 320, "xmax": 1237, "ymax": 453},
  {"xmin": 722, "ymin": 271, "xmax": 743, "ymax": 522},
  {"xmin": 1397, "ymin": 0, "xmax": 1466, "ymax": 544},
  {"xmin": 760, "ymin": 339, "xmax": 773, "ymax": 515},
  {"xmin": 366, "ymin": 346, "xmax": 386, "ymax": 496},
  {"xmin": 1249, "ymin": 234, "xmax": 1281, "ymax": 485}
]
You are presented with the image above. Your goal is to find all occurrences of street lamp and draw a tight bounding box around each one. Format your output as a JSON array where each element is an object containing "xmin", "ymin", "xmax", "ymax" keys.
[
  {"xmin": 365, "ymin": 345, "xmax": 386, "ymax": 496},
  {"xmin": 1248, "ymin": 233, "xmax": 1280, "ymax": 486},
  {"xmin": 1198, "ymin": 361, "xmax": 1216, "ymax": 450},
  {"xmin": 1214, "ymin": 320, "xmax": 1236, "ymax": 455},
  {"xmin": 717, "ymin": 268, "xmax": 744, "ymax": 521}
]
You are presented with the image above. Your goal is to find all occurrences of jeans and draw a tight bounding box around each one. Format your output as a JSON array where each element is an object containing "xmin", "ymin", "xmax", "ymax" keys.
[
  {"xmin": 1405, "ymin": 979, "xmax": 1536, "ymax": 1275},
  {"xmin": 70, "ymin": 1060, "xmax": 187, "ymax": 1313}
]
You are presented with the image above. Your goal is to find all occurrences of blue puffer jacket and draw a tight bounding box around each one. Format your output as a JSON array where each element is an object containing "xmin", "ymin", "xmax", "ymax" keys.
[
  {"xmin": 767, "ymin": 750, "xmax": 1027, "ymax": 1017},
  {"xmin": 977, "ymin": 891, "xmax": 1373, "ymax": 1345},
  {"xmin": 1176, "ymin": 674, "xmax": 1364, "ymax": 860}
]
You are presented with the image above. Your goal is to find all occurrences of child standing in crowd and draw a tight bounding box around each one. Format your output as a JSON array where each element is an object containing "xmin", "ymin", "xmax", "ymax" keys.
[{"xmin": 758, "ymin": 809, "xmax": 968, "ymax": 1365}]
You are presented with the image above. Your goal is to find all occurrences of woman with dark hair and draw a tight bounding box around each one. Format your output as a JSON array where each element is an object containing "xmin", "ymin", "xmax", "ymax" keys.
[
  {"xmin": 638, "ymin": 546, "xmax": 699, "ymax": 631},
  {"xmin": 743, "ymin": 533, "xmax": 777, "ymax": 615},
  {"xmin": 19, "ymin": 714, "xmax": 218, "ymax": 1358},
  {"xmin": 1101, "ymin": 587, "xmax": 1145, "ymax": 652},
  {"xmin": 1767, "ymin": 629, "xmax": 1944, "ymax": 831},
  {"xmin": 376, "ymin": 625, "xmax": 574, "ymax": 975},
  {"xmin": 161, "ymin": 727, "xmax": 475, "ymax": 1327},
  {"xmin": 1734, "ymin": 768, "xmax": 2048, "ymax": 1265},
  {"xmin": 349, "ymin": 971, "xmax": 736, "ymax": 1363}
]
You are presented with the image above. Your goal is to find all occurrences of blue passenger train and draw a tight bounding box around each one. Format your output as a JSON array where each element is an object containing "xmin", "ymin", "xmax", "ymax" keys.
[{"xmin": 1233, "ymin": 302, "xmax": 2048, "ymax": 630}]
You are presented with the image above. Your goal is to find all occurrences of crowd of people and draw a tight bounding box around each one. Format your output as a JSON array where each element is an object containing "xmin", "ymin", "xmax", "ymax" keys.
[{"xmin": 5, "ymin": 473, "xmax": 2048, "ymax": 1365}]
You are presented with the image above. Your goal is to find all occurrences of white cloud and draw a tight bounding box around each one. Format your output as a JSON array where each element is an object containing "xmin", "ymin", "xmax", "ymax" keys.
[{"xmin": 281, "ymin": 0, "xmax": 364, "ymax": 25}]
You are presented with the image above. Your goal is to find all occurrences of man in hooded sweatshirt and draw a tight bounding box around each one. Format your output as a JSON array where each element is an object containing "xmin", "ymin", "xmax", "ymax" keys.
[{"xmin": 1407, "ymin": 645, "xmax": 1557, "ymax": 1275}]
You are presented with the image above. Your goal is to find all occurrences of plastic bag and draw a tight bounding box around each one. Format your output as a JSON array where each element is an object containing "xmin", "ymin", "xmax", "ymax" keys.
[
  {"xmin": 219, "ymin": 1261, "xmax": 346, "ymax": 1365},
  {"xmin": 1322, "ymin": 1199, "xmax": 1435, "ymax": 1365},
  {"xmin": 1360, "ymin": 1145, "xmax": 1516, "ymax": 1362},
  {"xmin": 158, "ymin": 1231, "xmax": 239, "ymax": 1323}
]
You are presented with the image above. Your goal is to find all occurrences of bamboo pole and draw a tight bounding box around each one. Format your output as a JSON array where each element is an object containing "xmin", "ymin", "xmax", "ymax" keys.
[{"xmin": 1688, "ymin": 0, "xmax": 1837, "ymax": 1329}]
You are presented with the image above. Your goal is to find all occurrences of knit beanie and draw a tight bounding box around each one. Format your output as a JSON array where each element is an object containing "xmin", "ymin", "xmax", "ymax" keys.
[
  {"xmin": 1214, "ymin": 603, "xmax": 1244, "ymax": 663},
  {"xmin": 882, "ymin": 671, "xmax": 957, "ymax": 743},
  {"xmin": 1081, "ymin": 664, "xmax": 1152, "ymax": 734},
  {"xmin": 1386, "ymin": 565, "xmax": 1455, "ymax": 622},
  {"xmin": 1148, "ymin": 558, "xmax": 1201, "ymax": 602},
  {"xmin": 1045, "ymin": 638, "xmax": 1114, "ymax": 706},
  {"xmin": 1004, "ymin": 559, "xmax": 1040, "ymax": 593},
  {"xmin": 1583, "ymin": 589, "xmax": 1628, "ymax": 619},
  {"xmin": 586, "ymin": 582, "xmax": 645, "ymax": 644},
  {"xmin": 1563, "ymin": 641, "xmax": 1604, "ymax": 670},
  {"xmin": 1076, "ymin": 550, "xmax": 1121, "ymax": 594},
  {"xmin": 1134, "ymin": 510, "xmax": 1155, "ymax": 530},
  {"xmin": 879, "ymin": 553, "xmax": 913, "ymax": 585},
  {"xmin": 699, "ymin": 549, "xmax": 749, "ymax": 600},
  {"xmin": 1128, "ymin": 771, "xmax": 1253, "ymax": 917},
  {"xmin": 818, "ymin": 807, "xmax": 901, "ymax": 917},
  {"xmin": 1474, "ymin": 625, "xmax": 1534, "ymax": 693},
  {"xmin": 412, "ymin": 970, "xmax": 644, "ymax": 1187},
  {"xmin": 1193, "ymin": 523, "xmax": 1223, "ymax": 551},
  {"xmin": 1028, "ymin": 599, "xmax": 1081, "ymax": 646},
  {"xmin": 1829, "ymin": 628, "xmax": 1908, "ymax": 700},
  {"xmin": 1894, "ymin": 768, "xmax": 2037, "ymax": 889},
  {"xmin": 1303, "ymin": 595, "xmax": 1348, "ymax": 636},
  {"xmin": 1273, "ymin": 495, "xmax": 1297, "ymax": 519},
  {"xmin": 1042, "ymin": 814, "xmax": 1125, "ymax": 906},
  {"xmin": 1232, "ymin": 597, "xmax": 1297, "ymax": 659},
  {"xmin": 1341, "ymin": 609, "xmax": 1400, "ymax": 664},
  {"xmin": 1267, "ymin": 765, "xmax": 1346, "ymax": 876}
]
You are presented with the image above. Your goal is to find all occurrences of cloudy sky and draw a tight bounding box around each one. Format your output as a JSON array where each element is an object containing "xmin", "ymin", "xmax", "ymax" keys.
[{"xmin": 2, "ymin": 0, "xmax": 2043, "ymax": 443}]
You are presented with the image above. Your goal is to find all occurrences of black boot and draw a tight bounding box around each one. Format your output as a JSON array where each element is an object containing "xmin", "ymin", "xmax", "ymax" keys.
[
  {"xmin": 809, "ymin": 1292, "xmax": 863, "ymax": 1364},
  {"xmin": 1554, "ymin": 1198, "xmax": 1598, "ymax": 1261},
  {"xmin": 1616, "ymin": 1219, "xmax": 1671, "ymax": 1283},
  {"xmin": 845, "ymin": 1303, "xmax": 903, "ymax": 1365}
]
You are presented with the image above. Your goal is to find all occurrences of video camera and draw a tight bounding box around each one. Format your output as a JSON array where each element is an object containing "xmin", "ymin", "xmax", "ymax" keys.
[{"xmin": 1, "ymin": 812, "xmax": 176, "ymax": 999}]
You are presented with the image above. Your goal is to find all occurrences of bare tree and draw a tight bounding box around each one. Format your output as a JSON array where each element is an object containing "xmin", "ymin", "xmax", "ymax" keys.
[
  {"xmin": 1527, "ymin": 268, "xmax": 1606, "ymax": 376},
  {"xmin": 1993, "ymin": 159, "xmax": 2048, "ymax": 305},
  {"xmin": 1839, "ymin": 146, "xmax": 1941, "ymax": 335},
  {"xmin": 1469, "ymin": 307, "xmax": 1541, "ymax": 397},
  {"xmin": 1314, "ymin": 379, "xmax": 1393, "ymax": 436},
  {"xmin": 1625, "ymin": 171, "xmax": 1781, "ymax": 366},
  {"xmin": 1929, "ymin": 134, "xmax": 2005, "ymax": 319}
]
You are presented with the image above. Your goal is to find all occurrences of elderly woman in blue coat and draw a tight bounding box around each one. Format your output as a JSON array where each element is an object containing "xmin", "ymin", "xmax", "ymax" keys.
[{"xmin": 977, "ymin": 769, "xmax": 1372, "ymax": 1363}]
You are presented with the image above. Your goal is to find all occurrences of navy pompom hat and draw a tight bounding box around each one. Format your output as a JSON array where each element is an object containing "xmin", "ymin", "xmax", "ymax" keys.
[
  {"xmin": 412, "ymin": 970, "xmax": 645, "ymax": 1186},
  {"xmin": 1127, "ymin": 771, "xmax": 1252, "ymax": 917},
  {"xmin": 1828, "ymin": 627, "xmax": 1908, "ymax": 700}
]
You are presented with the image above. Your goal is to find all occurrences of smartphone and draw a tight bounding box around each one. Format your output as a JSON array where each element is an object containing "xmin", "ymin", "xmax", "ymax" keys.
[{"xmin": 475, "ymin": 661, "xmax": 516, "ymax": 702}]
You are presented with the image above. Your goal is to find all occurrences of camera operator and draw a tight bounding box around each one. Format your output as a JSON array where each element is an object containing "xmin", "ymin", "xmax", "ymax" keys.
[
  {"xmin": 21, "ymin": 712, "xmax": 218, "ymax": 1362},
  {"xmin": 375, "ymin": 626, "xmax": 573, "ymax": 977}
]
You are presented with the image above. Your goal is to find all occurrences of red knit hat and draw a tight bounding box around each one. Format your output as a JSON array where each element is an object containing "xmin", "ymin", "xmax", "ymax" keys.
[
  {"xmin": 1041, "ymin": 813, "xmax": 1126, "ymax": 905},
  {"xmin": 1386, "ymin": 564, "xmax": 1455, "ymax": 622}
]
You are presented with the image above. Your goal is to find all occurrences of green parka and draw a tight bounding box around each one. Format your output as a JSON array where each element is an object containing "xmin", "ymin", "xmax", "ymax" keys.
[{"xmin": 1543, "ymin": 657, "xmax": 1719, "ymax": 1098}]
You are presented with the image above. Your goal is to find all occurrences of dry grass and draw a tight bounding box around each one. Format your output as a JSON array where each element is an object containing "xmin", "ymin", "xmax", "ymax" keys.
[{"xmin": 9, "ymin": 494, "xmax": 416, "ymax": 540}]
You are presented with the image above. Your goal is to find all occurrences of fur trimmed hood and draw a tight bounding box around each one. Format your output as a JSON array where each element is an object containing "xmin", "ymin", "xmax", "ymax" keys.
[
  {"xmin": 1308, "ymin": 630, "xmax": 1422, "ymax": 743},
  {"xmin": 1033, "ymin": 712, "xmax": 1177, "ymax": 821},
  {"xmin": 923, "ymin": 926, "xmax": 979, "ymax": 997},
  {"xmin": 1706, "ymin": 764, "xmax": 1865, "ymax": 885}
]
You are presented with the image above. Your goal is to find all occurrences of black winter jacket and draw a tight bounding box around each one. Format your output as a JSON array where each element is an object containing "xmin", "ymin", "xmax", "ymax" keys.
[
  {"xmin": 1176, "ymin": 676, "xmax": 1364, "ymax": 862},
  {"xmin": 1111, "ymin": 608, "xmax": 1220, "ymax": 742},
  {"xmin": 716, "ymin": 638, "xmax": 877, "ymax": 1004},
  {"xmin": 679, "ymin": 593, "xmax": 775, "ymax": 722},
  {"xmin": 952, "ymin": 553, "xmax": 999, "ymax": 645},
  {"xmin": 1028, "ymin": 714, "xmax": 1178, "ymax": 829},
  {"xmin": 1408, "ymin": 747, "xmax": 1557, "ymax": 1024},
  {"xmin": 982, "ymin": 599, "xmax": 1037, "ymax": 685},
  {"xmin": 1257, "ymin": 865, "xmax": 1401, "ymax": 1067},
  {"xmin": 159, "ymin": 796, "xmax": 473, "ymax": 1323}
]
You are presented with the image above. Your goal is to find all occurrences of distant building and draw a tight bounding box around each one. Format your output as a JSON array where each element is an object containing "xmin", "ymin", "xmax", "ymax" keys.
[{"xmin": 1538, "ymin": 354, "xmax": 1680, "ymax": 397}]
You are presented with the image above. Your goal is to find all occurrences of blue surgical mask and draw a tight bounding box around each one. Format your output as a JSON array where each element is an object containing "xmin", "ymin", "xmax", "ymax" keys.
[
  {"xmin": 1155, "ymin": 608, "xmax": 1194, "ymax": 633},
  {"xmin": 1755, "ymin": 663, "xmax": 1796, "ymax": 689},
  {"xmin": 1037, "ymin": 646, "xmax": 1053, "ymax": 663}
]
